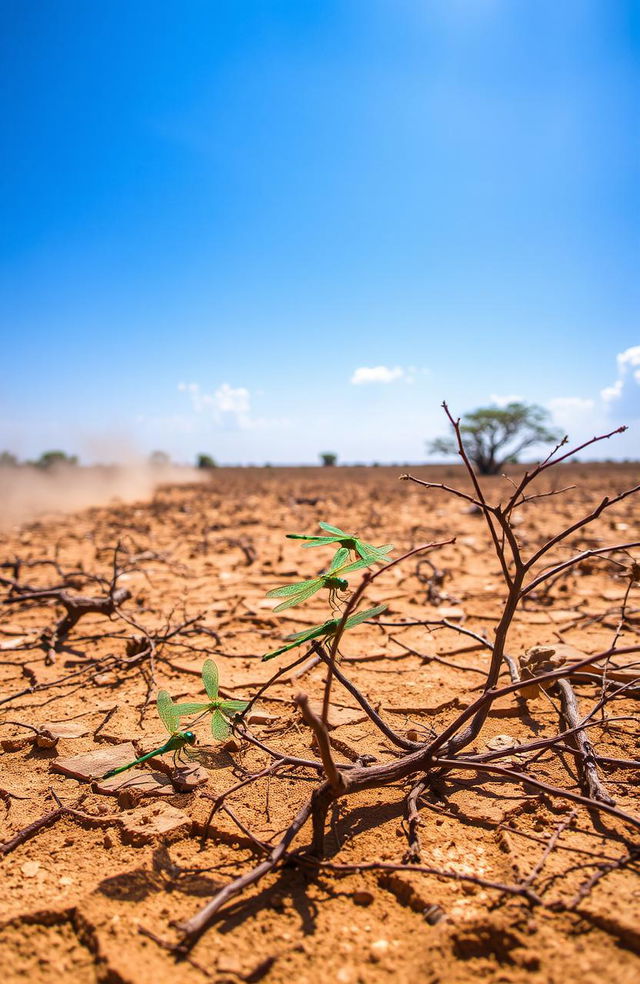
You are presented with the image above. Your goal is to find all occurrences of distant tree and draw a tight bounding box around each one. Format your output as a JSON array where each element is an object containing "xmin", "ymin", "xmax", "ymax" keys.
[
  {"xmin": 149, "ymin": 450, "xmax": 170, "ymax": 468},
  {"xmin": 320, "ymin": 452, "xmax": 337, "ymax": 467},
  {"xmin": 33, "ymin": 450, "xmax": 78, "ymax": 469},
  {"xmin": 428, "ymin": 402, "xmax": 561, "ymax": 476},
  {"xmin": 196, "ymin": 453, "xmax": 217, "ymax": 469},
  {"xmin": 0, "ymin": 451, "xmax": 18, "ymax": 467}
]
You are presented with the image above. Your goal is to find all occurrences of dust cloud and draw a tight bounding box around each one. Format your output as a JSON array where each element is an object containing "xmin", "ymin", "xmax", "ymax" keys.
[{"xmin": 0, "ymin": 464, "xmax": 206, "ymax": 528}]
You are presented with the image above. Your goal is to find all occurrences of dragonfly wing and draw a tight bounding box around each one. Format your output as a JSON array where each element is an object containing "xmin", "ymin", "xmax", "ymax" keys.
[
  {"xmin": 344, "ymin": 604, "xmax": 387, "ymax": 629},
  {"xmin": 327, "ymin": 547, "xmax": 349, "ymax": 573},
  {"xmin": 273, "ymin": 580, "xmax": 323, "ymax": 612},
  {"xmin": 319, "ymin": 523, "xmax": 348, "ymax": 536},
  {"xmin": 202, "ymin": 659, "xmax": 219, "ymax": 699},
  {"xmin": 175, "ymin": 701, "xmax": 211, "ymax": 715},
  {"xmin": 157, "ymin": 690, "xmax": 180, "ymax": 734},
  {"xmin": 335, "ymin": 556, "xmax": 370, "ymax": 576},
  {"xmin": 219, "ymin": 699, "xmax": 250, "ymax": 714},
  {"xmin": 211, "ymin": 709, "xmax": 230, "ymax": 741},
  {"xmin": 266, "ymin": 579, "xmax": 313, "ymax": 598},
  {"xmin": 287, "ymin": 619, "xmax": 336, "ymax": 641},
  {"xmin": 301, "ymin": 537, "xmax": 339, "ymax": 548}
]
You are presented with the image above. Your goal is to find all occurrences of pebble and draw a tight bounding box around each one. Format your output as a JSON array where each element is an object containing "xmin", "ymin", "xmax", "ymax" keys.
[
  {"xmin": 21, "ymin": 861, "xmax": 41, "ymax": 878},
  {"xmin": 353, "ymin": 890, "xmax": 374, "ymax": 906},
  {"xmin": 369, "ymin": 939, "xmax": 390, "ymax": 962}
]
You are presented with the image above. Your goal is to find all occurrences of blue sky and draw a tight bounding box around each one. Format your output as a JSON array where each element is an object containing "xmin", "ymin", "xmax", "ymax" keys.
[{"xmin": 1, "ymin": 1, "xmax": 638, "ymax": 464}]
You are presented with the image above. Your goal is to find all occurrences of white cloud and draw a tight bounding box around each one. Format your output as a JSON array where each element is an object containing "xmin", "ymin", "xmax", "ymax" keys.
[
  {"xmin": 490, "ymin": 394, "xmax": 523, "ymax": 408},
  {"xmin": 351, "ymin": 366, "xmax": 405, "ymax": 385},
  {"xmin": 178, "ymin": 381, "xmax": 253, "ymax": 429},
  {"xmin": 350, "ymin": 365, "xmax": 429, "ymax": 385},
  {"xmin": 177, "ymin": 382, "xmax": 289, "ymax": 432},
  {"xmin": 547, "ymin": 396, "xmax": 595, "ymax": 431},
  {"xmin": 601, "ymin": 345, "xmax": 640, "ymax": 404}
]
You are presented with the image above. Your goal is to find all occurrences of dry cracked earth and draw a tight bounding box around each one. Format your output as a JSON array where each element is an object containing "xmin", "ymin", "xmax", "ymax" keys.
[{"xmin": 1, "ymin": 464, "xmax": 639, "ymax": 984}]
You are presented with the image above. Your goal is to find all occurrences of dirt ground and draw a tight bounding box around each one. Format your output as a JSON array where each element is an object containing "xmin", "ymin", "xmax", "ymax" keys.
[{"xmin": 1, "ymin": 464, "xmax": 639, "ymax": 984}]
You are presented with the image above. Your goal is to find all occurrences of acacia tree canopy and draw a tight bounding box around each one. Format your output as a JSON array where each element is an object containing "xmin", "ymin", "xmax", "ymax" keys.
[{"xmin": 427, "ymin": 402, "xmax": 562, "ymax": 475}]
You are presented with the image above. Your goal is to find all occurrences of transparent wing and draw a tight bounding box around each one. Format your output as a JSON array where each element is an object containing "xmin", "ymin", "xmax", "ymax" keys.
[
  {"xmin": 301, "ymin": 536, "xmax": 339, "ymax": 548},
  {"xmin": 273, "ymin": 580, "xmax": 323, "ymax": 612},
  {"xmin": 355, "ymin": 542, "xmax": 394, "ymax": 564},
  {"xmin": 344, "ymin": 604, "xmax": 387, "ymax": 629},
  {"xmin": 219, "ymin": 699, "xmax": 250, "ymax": 714},
  {"xmin": 319, "ymin": 522, "xmax": 348, "ymax": 536},
  {"xmin": 266, "ymin": 578, "xmax": 317, "ymax": 598},
  {"xmin": 211, "ymin": 709, "xmax": 230, "ymax": 741},
  {"xmin": 333, "ymin": 556, "xmax": 370, "ymax": 576},
  {"xmin": 326, "ymin": 547, "xmax": 350, "ymax": 573},
  {"xmin": 175, "ymin": 701, "xmax": 211, "ymax": 716},
  {"xmin": 202, "ymin": 659, "xmax": 219, "ymax": 699},
  {"xmin": 287, "ymin": 619, "xmax": 336, "ymax": 641},
  {"xmin": 157, "ymin": 690, "xmax": 179, "ymax": 734}
]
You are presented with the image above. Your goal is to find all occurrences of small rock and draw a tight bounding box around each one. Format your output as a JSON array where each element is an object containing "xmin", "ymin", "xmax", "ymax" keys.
[
  {"xmin": 353, "ymin": 890, "xmax": 374, "ymax": 907},
  {"xmin": 59, "ymin": 876, "xmax": 73, "ymax": 886},
  {"xmin": 217, "ymin": 955, "xmax": 243, "ymax": 976},
  {"xmin": 121, "ymin": 802, "xmax": 192, "ymax": 846},
  {"xmin": 370, "ymin": 939, "xmax": 390, "ymax": 962},
  {"xmin": 21, "ymin": 861, "xmax": 41, "ymax": 878},
  {"xmin": 485, "ymin": 734, "xmax": 517, "ymax": 751},
  {"xmin": 103, "ymin": 832, "xmax": 114, "ymax": 849}
]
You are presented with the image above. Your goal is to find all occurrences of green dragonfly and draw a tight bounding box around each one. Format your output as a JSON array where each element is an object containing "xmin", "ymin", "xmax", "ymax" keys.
[
  {"xmin": 266, "ymin": 547, "xmax": 371, "ymax": 613},
  {"xmin": 286, "ymin": 523, "xmax": 394, "ymax": 565},
  {"xmin": 175, "ymin": 659, "xmax": 250, "ymax": 740},
  {"xmin": 263, "ymin": 603, "xmax": 387, "ymax": 660},
  {"xmin": 102, "ymin": 690, "xmax": 196, "ymax": 779}
]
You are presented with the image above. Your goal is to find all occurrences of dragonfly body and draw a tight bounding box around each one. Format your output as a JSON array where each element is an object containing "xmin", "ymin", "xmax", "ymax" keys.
[
  {"xmin": 263, "ymin": 604, "xmax": 387, "ymax": 660},
  {"xmin": 103, "ymin": 730, "xmax": 196, "ymax": 779},
  {"xmin": 266, "ymin": 547, "xmax": 371, "ymax": 613},
  {"xmin": 286, "ymin": 523, "xmax": 394, "ymax": 566},
  {"xmin": 101, "ymin": 690, "xmax": 197, "ymax": 780}
]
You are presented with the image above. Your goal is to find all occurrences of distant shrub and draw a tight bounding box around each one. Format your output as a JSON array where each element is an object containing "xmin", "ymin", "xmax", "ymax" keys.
[
  {"xmin": 149, "ymin": 450, "xmax": 170, "ymax": 468},
  {"xmin": 320, "ymin": 452, "xmax": 337, "ymax": 467},
  {"xmin": 0, "ymin": 451, "xmax": 18, "ymax": 467},
  {"xmin": 33, "ymin": 450, "xmax": 78, "ymax": 469},
  {"xmin": 197, "ymin": 454, "xmax": 217, "ymax": 469}
]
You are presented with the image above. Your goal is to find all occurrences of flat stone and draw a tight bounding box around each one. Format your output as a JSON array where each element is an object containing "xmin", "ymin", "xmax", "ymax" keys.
[
  {"xmin": 307, "ymin": 701, "xmax": 367, "ymax": 729},
  {"xmin": 42, "ymin": 721, "xmax": 92, "ymax": 740},
  {"xmin": 95, "ymin": 768, "xmax": 176, "ymax": 797},
  {"xmin": 120, "ymin": 802, "xmax": 192, "ymax": 845},
  {"xmin": 52, "ymin": 742, "xmax": 138, "ymax": 781},
  {"xmin": 170, "ymin": 761, "xmax": 209, "ymax": 791}
]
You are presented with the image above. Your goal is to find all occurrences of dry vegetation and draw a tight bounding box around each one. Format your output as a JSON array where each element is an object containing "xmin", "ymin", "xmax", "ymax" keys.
[{"xmin": 1, "ymin": 442, "xmax": 639, "ymax": 983}]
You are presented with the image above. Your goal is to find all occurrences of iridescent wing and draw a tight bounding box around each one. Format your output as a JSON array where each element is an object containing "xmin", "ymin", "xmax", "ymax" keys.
[
  {"xmin": 326, "ymin": 547, "xmax": 350, "ymax": 573},
  {"xmin": 319, "ymin": 522, "xmax": 349, "ymax": 536},
  {"xmin": 343, "ymin": 603, "xmax": 387, "ymax": 628},
  {"xmin": 175, "ymin": 701, "xmax": 211, "ymax": 716},
  {"xmin": 211, "ymin": 709, "xmax": 230, "ymax": 741},
  {"xmin": 287, "ymin": 618, "xmax": 337, "ymax": 641},
  {"xmin": 219, "ymin": 699, "xmax": 250, "ymax": 714},
  {"xmin": 332, "ymin": 555, "xmax": 370, "ymax": 577},
  {"xmin": 202, "ymin": 659, "xmax": 219, "ymax": 699},
  {"xmin": 355, "ymin": 542, "xmax": 394, "ymax": 565},
  {"xmin": 273, "ymin": 579, "xmax": 323, "ymax": 612},
  {"xmin": 157, "ymin": 690, "xmax": 180, "ymax": 735},
  {"xmin": 266, "ymin": 578, "xmax": 318, "ymax": 598}
]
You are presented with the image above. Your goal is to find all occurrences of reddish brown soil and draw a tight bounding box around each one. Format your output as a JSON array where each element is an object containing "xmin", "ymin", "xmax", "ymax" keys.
[{"xmin": 1, "ymin": 465, "xmax": 639, "ymax": 984}]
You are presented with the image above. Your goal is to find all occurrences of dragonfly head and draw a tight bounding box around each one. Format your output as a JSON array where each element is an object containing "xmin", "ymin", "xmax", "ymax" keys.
[{"xmin": 184, "ymin": 730, "xmax": 196, "ymax": 745}]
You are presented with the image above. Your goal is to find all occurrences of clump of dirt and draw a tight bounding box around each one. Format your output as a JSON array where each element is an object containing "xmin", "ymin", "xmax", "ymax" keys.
[{"xmin": 0, "ymin": 464, "xmax": 638, "ymax": 983}]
